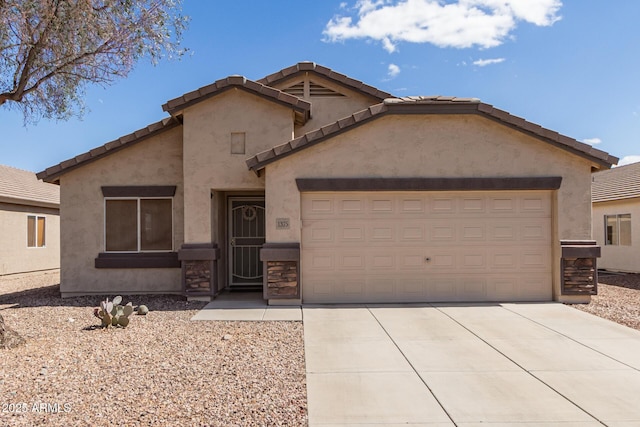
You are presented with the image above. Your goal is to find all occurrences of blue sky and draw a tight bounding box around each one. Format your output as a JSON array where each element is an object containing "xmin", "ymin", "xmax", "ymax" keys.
[{"xmin": 2, "ymin": 0, "xmax": 639, "ymax": 173}]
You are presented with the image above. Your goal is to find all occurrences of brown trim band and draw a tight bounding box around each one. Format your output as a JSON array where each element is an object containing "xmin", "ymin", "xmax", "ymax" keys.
[
  {"xmin": 296, "ymin": 177, "xmax": 563, "ymax": 192},
  {"xmin": 260, "ymin": 242, "xmax": 300, "ymax": 262},
  {"xmin": 101, "ymin": 186, "xmax": 177, "ymax": 197},
  {"xmin": 95, "ymin": 252, "xmax": 180, "ymax": 269}
]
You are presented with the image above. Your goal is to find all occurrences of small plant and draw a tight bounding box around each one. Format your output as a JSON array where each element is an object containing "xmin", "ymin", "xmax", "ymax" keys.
[
  {"xmin": 136, "ymin": 305, "xmax": 149, "ymax": 315},
  {"xmin": 93, "ymin": 296, "xmax": 134, "ymax": 328}
]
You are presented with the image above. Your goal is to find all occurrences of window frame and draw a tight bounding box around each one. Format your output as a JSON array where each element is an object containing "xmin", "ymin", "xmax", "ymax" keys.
[
  {"xmin": 26, "ymin": 214, "xmax": 46, "ymax": 248},
  {"xmin": 104, "ymin": 197, "xmax": 174, "ymax": 253},
  {"xmin": 604, "ymin": 213, "xmax": 632, "ymax": 246}
]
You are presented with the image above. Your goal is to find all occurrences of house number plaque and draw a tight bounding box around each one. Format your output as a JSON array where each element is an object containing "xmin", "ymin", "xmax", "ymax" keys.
[{"xmin": 276, "ymin": 218, "xmax": 290, "ymax": 230}]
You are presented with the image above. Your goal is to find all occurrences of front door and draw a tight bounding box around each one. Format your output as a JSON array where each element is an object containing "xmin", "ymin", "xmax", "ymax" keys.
[{"xmin": 228, "ymin": 197, "xmax": 265, "ymax": 289}]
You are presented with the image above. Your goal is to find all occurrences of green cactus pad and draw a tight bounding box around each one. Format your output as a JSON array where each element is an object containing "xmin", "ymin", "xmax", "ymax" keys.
[
  {"xmin": 118, "ymin": 316, "xmax": 130, "ymax": 327},
  {"xmin": 123, "ymin": 305, "xmax": 134, "ymax": 317},
  {"xmin": 112, "ymin": 296, "xmax": 122, "ymax": 305}
]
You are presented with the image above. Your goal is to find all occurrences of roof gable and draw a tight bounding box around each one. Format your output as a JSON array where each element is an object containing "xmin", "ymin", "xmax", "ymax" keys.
[
  {"xmin": 37, "ymin": 118, "xmax": 180, "ymax": 184},
  {"xmin": 258, "ymin": 62, "xmax": 392, "ymax": 101},
  {"xmin": 0, "ymin": 164, "xmax": 59, "ymax": 207},
  {"xmin": 246, "ymin": 96, "xmax": 618, "ymax": 172},
  {"xmin": 592, "ymin": 161, "xmax": 640, "ymax": 202},
  {"xmin": 162, "ymin": 76, "xmax": 311, "ymax": 125}
]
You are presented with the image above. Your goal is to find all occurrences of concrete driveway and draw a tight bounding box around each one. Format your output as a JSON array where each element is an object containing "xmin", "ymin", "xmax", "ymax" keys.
[{"xmin": 303, "ymin": 302, "xmax": 640, "ymax": 426}]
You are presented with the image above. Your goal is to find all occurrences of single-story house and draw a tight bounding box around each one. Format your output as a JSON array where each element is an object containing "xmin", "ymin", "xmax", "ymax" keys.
[
  {"xmin": 592, "ymin": 161, "xmax": 640, "ymax": 272},
  {"xmin": 0, "ymin": 164, "xmax": 60, "ymax": 276},
  {"xmin": 37, "ymin": 62, "xmax": 617, "ymax": 303}
]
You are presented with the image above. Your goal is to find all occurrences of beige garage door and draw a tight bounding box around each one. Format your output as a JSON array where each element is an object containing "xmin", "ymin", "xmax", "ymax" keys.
[{"xmin": 301, "ymin": 191, "xmax": 552, "ymax": 303}]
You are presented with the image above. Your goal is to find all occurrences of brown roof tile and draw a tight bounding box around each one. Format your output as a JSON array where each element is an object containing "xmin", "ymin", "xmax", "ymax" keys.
[
  {"xmin": 246, "ymin": 97, "xmax": 618, "ymax": 172},
  {"xmin": 257, "ymin": 62, "xmax": 393, "ymax": 100},
  {"xmin": 162, "ymin": 76, "xmax": 311, "ymax": 125},
  {"xmin": 37, "ymin": 117, "xmax": 180, "ymax": 183},
  {"xmin": 0, "ymin": 164, "xmax": 59, "ymax": 207},
  {"xmin": 592, "ymin": 161, "xmax": 640, "ymax": 202}
]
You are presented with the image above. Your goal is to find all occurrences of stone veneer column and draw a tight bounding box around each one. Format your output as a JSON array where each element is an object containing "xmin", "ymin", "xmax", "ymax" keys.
[
  {"xmin": 260, "ymin": 243, "xmax": 300, "ymax": 300},
  {"xmin": 560, "ymin": 240, "xmax": 600, "ymax": 296},
  {"xmin": 178, "ymin": 243, "xmax": 220, "ymax": 298}
]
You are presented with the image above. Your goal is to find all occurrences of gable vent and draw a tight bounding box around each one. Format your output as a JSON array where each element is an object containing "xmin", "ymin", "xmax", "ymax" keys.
[
  {"xmin": 310, "ymin": 81, "xmax": 344, "ymax": 97},
  {"xmin": 282, "ymin": 82, "xmax": 304, "ymax": 97}
]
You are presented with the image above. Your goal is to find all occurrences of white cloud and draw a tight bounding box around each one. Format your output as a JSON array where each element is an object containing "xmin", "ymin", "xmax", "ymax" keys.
[
  {"xmin": 473, "ymin": 57, "xmax": 505, "ymax": 67},
  {"xmin": 617, "ymin": 155, "xmax": 640, "ymax": 167},
  {"xmin": 323, "ymin": 0, "xmax": 562, "ymax": 52},
  {"xmin": 583, "ymin": 137, "xmax": 602, "ymax": 145},
  {"xmin": 388, "ymin": 63, "xmax": 401, "ymax": 77}
]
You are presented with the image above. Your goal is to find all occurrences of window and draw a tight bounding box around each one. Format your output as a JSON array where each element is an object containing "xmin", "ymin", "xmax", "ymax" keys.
[
  {"xmin": 605, "ymin": 214, "xmax": 631, "ymax": 246},
  {"xmin": 27, "ymin": 215, "xmax": 46, "ymax": 247},
  {"xmin": 105, "ymin": 198, "xmax": 172, "ymax": 252}
]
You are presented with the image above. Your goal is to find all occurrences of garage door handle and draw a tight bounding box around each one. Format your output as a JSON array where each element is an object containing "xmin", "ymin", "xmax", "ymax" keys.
[{"xmin": 425, "ymin": 257, "xmax": 431, "ymax": 262}]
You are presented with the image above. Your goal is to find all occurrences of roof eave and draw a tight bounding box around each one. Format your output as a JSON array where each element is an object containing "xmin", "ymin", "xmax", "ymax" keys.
[
  {"xmin": 247, "ymin": 99, "xmax": 618, "ymax": 173},
  {"xmin": 37, "ymin": 117, "xmax": 181, "ymax": 183},
  {"xmin": 162, "ymin": 77, "xmax": 312, "ymax": 125},
  {"xmin": 0, "ymin": 195, "xmax": 59, "ymax": 209}
]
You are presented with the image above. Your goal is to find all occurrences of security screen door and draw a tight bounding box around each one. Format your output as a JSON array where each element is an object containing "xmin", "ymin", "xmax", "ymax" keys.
[{"xmin": 228, "ymin": 197, "xmax": 265, "ymax": 288}]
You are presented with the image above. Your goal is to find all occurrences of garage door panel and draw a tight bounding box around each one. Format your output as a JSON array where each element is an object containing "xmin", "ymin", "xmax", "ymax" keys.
[{"xmin": 301, "ymin": 191, "xmax": 552, "ymax": 303}]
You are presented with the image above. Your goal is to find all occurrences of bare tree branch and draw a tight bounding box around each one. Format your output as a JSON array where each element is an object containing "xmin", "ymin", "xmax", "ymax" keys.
[{"xmin": 0, "ymin": 0, "xmax": 188, "ymax": 123}]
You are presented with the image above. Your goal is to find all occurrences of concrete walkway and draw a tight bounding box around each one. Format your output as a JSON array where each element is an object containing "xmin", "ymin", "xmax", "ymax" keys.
[
  {"xmin": 303, "ymin": 302, "xmax": 640, "ymax": 426},
  {"xmin": 191, "ymin": 292, "xmax": 302, "ymax": 321}
]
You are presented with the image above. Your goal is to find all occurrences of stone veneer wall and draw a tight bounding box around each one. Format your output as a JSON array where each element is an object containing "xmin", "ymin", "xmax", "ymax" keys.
[
  {"xmin": 260, "ymin": 243, "xmax": 300, "ymax": 300},
  {"xmin": 184, "ymin": 260, "xmax": 213, "ymax": 295},
  {"xmin": 266, "ymin": 261, "xmax": 298, "ymax": 297},
  {"xmin": 562, "ymin": 258, "xmax": 597, "ymax": 295}
]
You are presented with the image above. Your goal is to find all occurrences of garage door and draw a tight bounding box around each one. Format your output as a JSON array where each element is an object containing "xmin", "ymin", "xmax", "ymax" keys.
[{"xmin": 301, "ymin": 191, "xmax": 552, "ymax": 303}]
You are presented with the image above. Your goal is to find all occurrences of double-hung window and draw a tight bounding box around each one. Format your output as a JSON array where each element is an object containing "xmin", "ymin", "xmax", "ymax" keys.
[
  {"xmin": 105, "ymin": 198, "xmax": 173, "ymax": 252},
  {"xmin": 27, "ymin": 215, "xmax": 46, "ymax": 248},
  {"xmin": 605, "ymin": 214, "xmax": 631, "ymax": 246}
]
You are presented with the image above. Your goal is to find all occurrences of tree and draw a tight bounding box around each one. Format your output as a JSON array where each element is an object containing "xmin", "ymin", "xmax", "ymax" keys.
[{"xmin": 0, "ymin": 0, "xmax": 188, "ymax": 123}]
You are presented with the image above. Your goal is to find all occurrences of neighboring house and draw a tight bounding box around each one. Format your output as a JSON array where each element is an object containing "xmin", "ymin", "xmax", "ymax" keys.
[
  {"xmin": 0, "ymin": 165, "xmax": 60, "ymax": 276},
  {"xmin": 592, "ymin": 161, "xmax": 640, "ymax": 273},
  {"xmin": 37, "ymin": 62, "xmax": 617, "ymax": 303}
]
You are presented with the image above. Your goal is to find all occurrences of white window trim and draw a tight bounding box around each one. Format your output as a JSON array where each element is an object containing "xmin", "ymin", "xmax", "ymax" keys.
[
  {"xmin": 26, "ymin": 214, "xmax": 46, "ymax": 248},
  {"xmin": 604, "ymin": 213, "xmax": 632, "ymax": 246},
  {"xmin": 104, "ymin": 197, "xmax": 174, "ymax": 253}
]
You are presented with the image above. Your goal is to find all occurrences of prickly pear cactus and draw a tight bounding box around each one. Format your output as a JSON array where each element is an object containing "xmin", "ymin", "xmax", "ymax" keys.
[{"xmin": 94, "ymin": 296, "xmax": 134, "ymax": 328}]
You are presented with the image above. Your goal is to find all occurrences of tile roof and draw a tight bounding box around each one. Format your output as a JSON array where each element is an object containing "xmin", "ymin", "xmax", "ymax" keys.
[
  {"xmin": 246, "ymin": 96, "xmax": 618, "ymax": 172},
  {"xmin": 162, "ymin": 75, "xmax": 311, "ymax": 125},
  {"xmin": 0, "ymin": 164, "xmax": 59, "ymax": 207},
  {"xmin": 258, "ymin": 62, "xmax": 393, "ymax": 100},
  {"xmin": 37, "ymin": 117, "xmax": 180, "ymax": 183},
  {"xmin": 592, "ymin": 161, "xmax": 640, "ymax": 203}
]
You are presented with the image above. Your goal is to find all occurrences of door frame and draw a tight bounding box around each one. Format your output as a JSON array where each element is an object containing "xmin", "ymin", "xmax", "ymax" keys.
[{"xmin": 227, "ymin": 195, "xmax": 266, "ymax": 288}]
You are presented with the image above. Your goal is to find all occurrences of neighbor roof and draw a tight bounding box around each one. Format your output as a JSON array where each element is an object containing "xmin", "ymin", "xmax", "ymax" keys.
[
  {"xmin": 37, "ymin": 117, "xmax": 180, "ymax": 184},
  {"xmin": 258, "ymin": 62, "xmax": 393, "ymax": 100},
  {"xmin": 162, "ymin": 75, "xmax": 311, "ymax": 125},
  {"xmin": 246, "ymin": 96, "xmax": 618, "ymax": 172},
  {"xmin": 0, "ymin": 164, "xmax": 59, "ymax": 208},
  {"xmin": 592, "ymin": 161, "xmax": 640, "ymax": 203}
]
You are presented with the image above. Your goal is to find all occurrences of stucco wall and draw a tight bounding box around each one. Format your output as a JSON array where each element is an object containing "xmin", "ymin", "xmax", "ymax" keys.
[
  {"xmin": 181, "ymin": 89, "xmax": 293, "ymax": 243},
  {"xmin": 0, "ymin": 202, "xmax": 60, "ymax": 275},
  {"xmin": 58, "ymin": 126, "xmax": 184, "ymax": 296},
  {"xmin": 264, "ymin": 114, "xmax": 596, "ymax": 301},
  {"xmin": 593, "ymin": 198, "xmax": 640, "ymax": 272}
]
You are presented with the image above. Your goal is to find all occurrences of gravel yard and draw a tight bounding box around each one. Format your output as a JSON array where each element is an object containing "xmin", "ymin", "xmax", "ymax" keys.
[
  {"xmin": 0, "ymin": 271, "xmax": 307, "ymax": 426},
  {"xmin": 572, "ymin": 271, "xmax": 640, "ymax": 331}
]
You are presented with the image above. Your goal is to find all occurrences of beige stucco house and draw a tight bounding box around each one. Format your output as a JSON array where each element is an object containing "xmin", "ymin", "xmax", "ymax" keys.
[
  {"xmin": 0, "ymin": 165, "xmax": 60, "ymax": 276},
  {"xmin": 37, "ymin": 62, "xmax": 617, "ymax": 303},
  {"xmin": 592, "ymin": 161, "xmax": 640, "ymax": 272}
]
